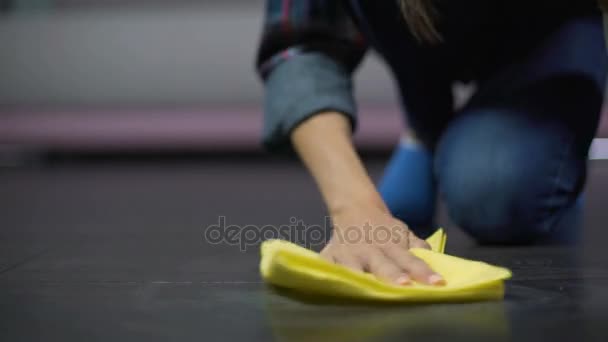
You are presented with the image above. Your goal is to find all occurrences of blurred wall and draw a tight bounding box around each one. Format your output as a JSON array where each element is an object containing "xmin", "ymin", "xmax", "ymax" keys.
[
  {"xmin": 0, "ymin": 0, "xmax": 605, "ymax": 154},
  {"xmin": 0, "ymin": 0, "xmax": 399, "ymax": 107}
]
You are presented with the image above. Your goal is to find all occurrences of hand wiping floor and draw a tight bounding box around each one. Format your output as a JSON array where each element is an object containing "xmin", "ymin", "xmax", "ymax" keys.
[{"xmin": 260, "ymin": 229, "xmax": 512, "ymax": 303}]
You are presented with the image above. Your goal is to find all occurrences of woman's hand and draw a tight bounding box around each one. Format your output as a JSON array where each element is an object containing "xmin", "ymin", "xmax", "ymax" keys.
[
  {"xmin": 291, "ymin": 111, "xmax": 443, "ymax": 286},
  {"xmin": 321, "ymin": 204, "xmax": 445, "ymax": 286}
]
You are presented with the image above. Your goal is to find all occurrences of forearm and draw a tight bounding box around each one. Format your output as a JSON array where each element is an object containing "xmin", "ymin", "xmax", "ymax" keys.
[{"xmin": 291, "ymin": 112, "xmax": 386, "ymax": 215}]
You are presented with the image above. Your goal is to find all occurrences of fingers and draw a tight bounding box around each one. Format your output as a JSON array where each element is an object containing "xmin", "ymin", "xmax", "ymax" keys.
[
  {"xmin": 325, "ymin": 244, "xmax": 443, "ymax": 286},
  {"xmin": 364, "ymin": 250, "xmax": 411, "ymax": 285},
  {"xmin": 321, "ymin": 246, "xmax": 365, "ymax": 273},
  {"xmin": 334, "ymin": 253, "xmax": 365, "ymax": 273},
  {"xmin": 320, "ymin": 246, "xmax": 335, "ymax": 262},
  {"xmin": 385, "ymin": 223, "xmax": 443, "ymax": 285},
  {"xmin": 409, "ymin": 235, "xmax": 431, "ymax": 250},
  {"xmin": 383, "ymin": 245, "xmax": 445, "ymax": 285},
  {"xmin": 390, "ymin": 220, "xmax": 430, "ymax": 250},
  {"xmin": 321, "ymin": 219, "xmax": 443, "ymax": 286}
]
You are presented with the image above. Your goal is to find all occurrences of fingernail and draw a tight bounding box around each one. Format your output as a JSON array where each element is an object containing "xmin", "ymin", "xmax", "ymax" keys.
[
  {"xmin": 396, "ymin": 275, "xmax": 411, "ymax": 285},
  {"xmin": 428, "ymin": 274, "xmax": 445, "ymax": 285}
]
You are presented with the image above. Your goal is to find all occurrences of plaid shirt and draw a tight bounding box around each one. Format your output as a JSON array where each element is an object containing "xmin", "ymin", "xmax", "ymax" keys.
[
  {"xmin": 255, "ymin": 0, "xmax": 608, "ymax": 152},
  {"xmin": 255, "ymin": 0, "xmax": 366, "ymax": 79},
  {"xmin": 255, "ymin": 0, "xmax": 368, "ymax": 152}
]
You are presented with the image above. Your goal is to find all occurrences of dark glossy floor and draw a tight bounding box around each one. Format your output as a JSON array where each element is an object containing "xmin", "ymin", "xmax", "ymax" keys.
[{"xmin": 1, "ymin": 157, "xmax": 607, "ymax": 341}]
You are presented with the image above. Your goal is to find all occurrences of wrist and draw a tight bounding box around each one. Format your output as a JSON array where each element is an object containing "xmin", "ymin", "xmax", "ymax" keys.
[{"xmin": 327, "ymin": 190, "xmax": 387, "ymax": 218}]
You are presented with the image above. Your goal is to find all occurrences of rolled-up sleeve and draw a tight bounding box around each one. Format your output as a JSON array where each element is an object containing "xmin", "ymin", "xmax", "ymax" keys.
[
  {"xmin": 255, "ymin": 0, "xmax": 367, "ymax": 152},
  {"xmin": 263, "ymin": 52, "xmax": 357, "ymax": 151}
]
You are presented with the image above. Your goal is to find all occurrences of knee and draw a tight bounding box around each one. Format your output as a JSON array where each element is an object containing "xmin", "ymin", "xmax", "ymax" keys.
[
  {"xmin": 439, "ymin": 160, "xmax": 542, "ymax": 244},
  {"xmin": 435, "ymin": 113, "xmax": 571, "ymax": 244}
]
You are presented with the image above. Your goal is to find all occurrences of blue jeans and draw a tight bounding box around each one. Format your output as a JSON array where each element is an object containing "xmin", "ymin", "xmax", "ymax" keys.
[
  {"xmin": 352, "ymin": 1, "xmax": 607, "ymax": 244},
  {"xmin": 435, "ymin": 100, "xmax": 596, "ymax": 245}
]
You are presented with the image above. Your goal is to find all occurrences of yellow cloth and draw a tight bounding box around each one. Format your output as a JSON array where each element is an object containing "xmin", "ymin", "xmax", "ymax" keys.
[{"xmin": 260, "ymin": 229, "xmax": 512, "ymax": 303}]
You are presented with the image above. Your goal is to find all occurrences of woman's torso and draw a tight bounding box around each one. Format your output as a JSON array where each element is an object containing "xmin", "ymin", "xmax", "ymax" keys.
[{"xmin": 348, "ymin": 0, "xmax": 602, "ymax": 83}]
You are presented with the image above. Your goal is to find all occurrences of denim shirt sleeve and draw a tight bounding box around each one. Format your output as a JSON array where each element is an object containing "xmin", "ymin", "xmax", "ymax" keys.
[
  {"xmin": 262, "ymin": 52, "xmax": 358, "ymax": 151},
  {"xmin": 255, "ymin": 0, "xmax": 367, "ymax": 152}
]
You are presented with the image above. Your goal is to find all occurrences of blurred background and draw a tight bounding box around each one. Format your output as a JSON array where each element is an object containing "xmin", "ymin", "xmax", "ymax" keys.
[
  {"xmin": 2, "ymin": 3, "xmax": 608, "ymax": 340},
  {"xmin": 0, "ymin": 0, "xmax": 607, "ymax": 161}
]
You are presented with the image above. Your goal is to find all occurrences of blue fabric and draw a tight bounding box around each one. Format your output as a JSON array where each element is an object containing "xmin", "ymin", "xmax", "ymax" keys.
[
  {"xmin": 441, "ymin": 17, "xmax": 605, "ymax": 244},
  {"xmin": 350, "ymin": 0, "xmax": 604, "ymax": 148},
  {"xmin": 258, "ymin": 0, "xmax": 607, "ymax": 244},
  {"xmin": 356, "ymin": 2, "xmax": 607, "ymax": 244},
  {"xmin": 378, "ymin": 141, "xmax": 436, "ymax": 239},
  {"xmin": 263, "ymin": 52, "xmax": 358, "ymax": 152},
  {"xmin": 256, "ymin": 1, "xmax": 366, "ymax": 151},
  {"xmin": 434, "ymin": 106, "xmax": 591, "ymax": 245}
]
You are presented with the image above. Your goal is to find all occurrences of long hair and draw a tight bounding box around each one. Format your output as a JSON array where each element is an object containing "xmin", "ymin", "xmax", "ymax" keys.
[
  {"xmin": 398, "ymin": 0, "xmax": 442, "ymax": 43},
  {"xmin": 400, "ymin": 0, "xmax": 608, "ymax": 43}
]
